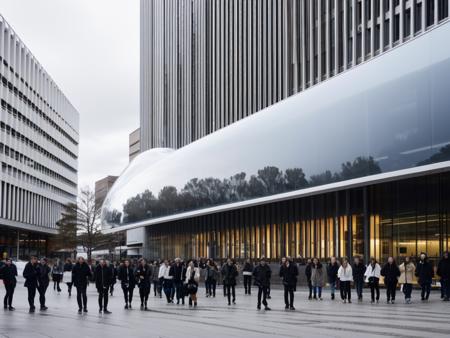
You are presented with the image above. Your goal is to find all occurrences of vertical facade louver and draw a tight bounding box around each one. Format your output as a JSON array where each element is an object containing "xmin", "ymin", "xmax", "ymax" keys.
[
  {"xmin": 140, "ymin": 0, "xmax": 449, "ymax": 151},
  {"xmin": 0, "ymin": 15, "xmax": 79, "ymax": 242}
]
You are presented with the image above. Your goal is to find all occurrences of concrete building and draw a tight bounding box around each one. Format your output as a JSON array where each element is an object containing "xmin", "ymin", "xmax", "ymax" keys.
[
  {"xmin": 129, "ymin": 128, "xmax": 140, "ymax": 162},
  {"xmin": 0, "ymin": 15, "xmax": 79, "ymax": 259},
  {"xmin": 95, "ymin": 176, "xmax": 118, "ymax": 209}
]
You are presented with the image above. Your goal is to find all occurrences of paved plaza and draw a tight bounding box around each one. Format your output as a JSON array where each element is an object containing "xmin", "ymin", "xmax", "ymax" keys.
[{"xmin": 1, "ymin": 283, "xmax": 449, "ymax": 338}]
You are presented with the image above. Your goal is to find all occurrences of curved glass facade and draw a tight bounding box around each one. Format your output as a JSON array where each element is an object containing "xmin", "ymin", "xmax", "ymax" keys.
[{"xmin": 102, "ymin": 22, "xmax": 450, "ymax": 229}]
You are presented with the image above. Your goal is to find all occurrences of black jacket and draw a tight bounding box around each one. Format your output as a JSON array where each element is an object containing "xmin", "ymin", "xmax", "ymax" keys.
[
  {"xmin": 63, "ymin": 262, "xmax": 73, "ymax": 272},
  {"xmin": 415, "ymin": 259, "xmax": 434, "ymax": 284},
  {"xmin": 169, "ymin": 263, "xmax": 186, "ymax": 282},
  {"xmin": 253, "ymin": 264, "xmax": 272, "ymax": 288},
  {"xmin": 135, "ymin": 264, "xmax": 151, "ymax": 288},
  {"xmin": 305, "ymin": 263, "xmax": 312, "ymax": 282},
  {"xmin": 437, "ymin": 256, "xmax": 450, "ymax": 281},
  {"xmin": 221, "ymin": 264, "xmax": 238, "ymax": 286},
  {"xmin": 279, "ymin": 262, "xmax": 298, "ymax": 288},
  {"xmin": 380, "ymin": 263, "xmax": 400, "ymax": 283},
  {"xmin": 118, "ymin": 265, "xmax": 136, "ymax": 288},
  {"xmin": 353, "ymin": 262, "xmax": 366, "ymax": 281},
  {"xmin": 23, "ymin": 262, "xmax": 39, "ymax": 288},
  {"xmin": 327, "ymin": 263, "xmax": 339, "ymax": 283},
  {"xmin": 0, "ymin": 263, "xmax": 17, "ymax": 285},
  {"xmin": 72, "ymin": 262, "xmax": 92, "ymax": 288},
  {"xmin": 37, "ymin": 264, "xmax": 51, "ymax": 287},
  {"xmin": 94, "ymin": 264, "xmax": 113, "ymax": 290},
  {"xmin": 243, "ymin": 262, "xmax": 254, "ymax": 273}
]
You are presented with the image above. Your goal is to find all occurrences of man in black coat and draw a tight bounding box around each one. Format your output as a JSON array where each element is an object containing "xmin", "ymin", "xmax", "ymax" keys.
[
  {"xmin": 327, "ymin": 257, "xmax": 339, "ymax": 300},
  {"xmin": 1, "ymin": 258, "xmax": 17, "ymax": 310},
  {"xmin": 380, "ymin": 257, "xmax": 401, "ymax": 304},
  {"xmin": 437, "ymin": 251, "xmax": 450, "ymax": 301},
  {"xmin": 253, "ymin": 258, "xmax": 272, "ymax": 310},
  {"xmin": 169, "ymin": 258, "xmax": 186, "ymax": 305},
  {"xmin": 242, "ymin": 259, "xmax": 254, "ymax": 295},
  {"xmin": 95, "ymin": 259, "xmax": 113, "ymax": 313},
  {"xmin": 415, "ymin": 252, "xmax": 434, "ymax": 301},
  {"xmin": 221, "ymin": 258, "xmax": 238, "ymax": 305},
  {"xmin": 135, "ymin": 259, "xmax": 151, "ymax": 310},
  {"xmin": 23, "ymin": 256, "xmax": 39, "ymax": 312},
  {"xmin": 352, "ymin": 256, "xmax": 366, "ymax": 301},
  {"xmin": 72, "ymin": 256, "xmax": 92, "ymax": 313},
  {"xmin": 36, "ymin": 258, "xmax": 51, "ymax": 310},
  {"xmin": 118, "ymin": 260, "xmax": 136, "ymax": 309},
  {"xmin": 305, "ymin": 258, "xmax": 313, "ymax": 300},
  {"xmin": 279, "ymin": 256, "xmax": 299, "ymax": 310}
]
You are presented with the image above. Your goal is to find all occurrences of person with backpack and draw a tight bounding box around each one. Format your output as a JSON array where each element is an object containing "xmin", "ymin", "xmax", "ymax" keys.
[
  {"xmin": 415, "ymin": 252, "xmax": 434, "ymax": 301},
  {"xmin": 279, "ymin": 256, "xmax": 298, "ymax": 310},
  {"xmin": 364, "ymin": 257, "xmax": 381, "ymax": 304},
  {"xmin": 399, "ymin": 256, "xmax": 416, "ymax": 304},
  {"xmin": 380, "ymin": 257, "xmax": 400, "ymax": 304}
]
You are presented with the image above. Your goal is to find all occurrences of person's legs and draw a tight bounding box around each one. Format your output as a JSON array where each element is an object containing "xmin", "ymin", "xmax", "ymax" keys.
[
  {"xmin": 308, "ymin": 280, "xmax": 312, "ymax": 299},
  {"xmin": 284, "ymin": 286, "xmax": 289, "ymax": 307},
  {"xmin": 318, "ymin": 286, "xmax": 322, "ymax": 299},
  {"xmin": 67, "ymin": 282, "xmax": 72, "ymax": 296},
  {"xmin": 38, "ymin": 285, "xmax": 48, "ymax": 308},
  {"xmin": 340, "ymin": 282, "xmax": 345, "ymax": 300},
  {"xmin": 444, "ymin": 279, "xmax": 450, "ymax": 300},
  {"xmin": 76, "ymin": 287, "xmax": 82, "ymax": 309},
  {"xmin": 375, "ymin": 280, "xmax": 380, "ymax": 301},
  {"xmin": 226, "ymin": 285, "xmax": 231, "ymax": 304},
  {"xmin": 369, "ymin": 282, "xmax": 375, "ymax": 302},
  {"xmin": 391, "ymin": 282, "xmax": 396, "ymax": 301},
  {"xmin": 122, "ymin": 285, "xmax": 129, "ymax": 305},
  {"xmin": 386, "ymin": 283, "xmax": 391, "ymax": 301},
  {"xmin": 313, "ymin": 285, "xmax": 317, "ymax": 299},
  {"xmin": 330, "ymin": 281, "xmax": 336, "ymax": 299},
  {"xmin": 261, "ymin": 287, "xmax": 268, "ymax": 307},
  {"xmin": 98, "ymin": 289, "xmax": 103, "ymax": 310},
  {"xmin": 212, "ymin": 280, "xmax": 216, "ymax": 297},
  {"xmin": 82, "ymin": 286, "xmax": 87, "ymax": 309},
  {"xmin": 140, "ymin": 287, "xmax": 145, "ymax": 306},
  {"xmin": 425, "ymin": 282, "xmax": 431, "ymax": 300},
  {"xmin": 103, "ymin": 289, "xmax": 109, "ymax": 310},
  {"xmin": 231, "ymin": 285, "xmax": 236, "ymax": 303},
  {"xmin": 129, "ymin": 287, "xmax": 134, "ymax": 306},
  {"xmin": 420, "ymin": 282, "xmax": 426, "ymax": 299},
  {"xmin": 257, "ymin": 286, "xmax": 262, "ymax": 307},
  {"xmin": 289, "ymin": 288, "xmax": 294, "ymax": 308}
]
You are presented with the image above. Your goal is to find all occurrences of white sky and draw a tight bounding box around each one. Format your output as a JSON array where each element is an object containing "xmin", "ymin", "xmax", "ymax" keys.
[{"xmin": 0, "ymin": 0, "xmax": 140, "ymax": 189}]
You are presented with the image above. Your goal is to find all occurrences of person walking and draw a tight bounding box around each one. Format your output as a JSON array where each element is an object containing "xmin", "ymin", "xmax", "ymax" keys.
[
  {"xmin": 399, "ymin": 256, "xmax": 415, "ymax": 304},
  {"xmin": 437, "ymin": 251, "xmax": 450, "ymax": 301},
  {"xmin": 36, "ymin": 258, "xmax": 51, "ymax": 311},
  {"xmin": 151, "ymin": 261, "xmax": 161, "ymax": 297},
  {"xmin": 364, "ymin": 257, "xmax": 381, "ymax": 304},
  {"xmin": 380, "ymin": 257, "xmax": 400, "ymax": 304},
  {"xmin": 51, "ymin": 259, "xmax": 64, "ymax": 293},
  {"xmin": 108, "ymin": 261, "xmax": 117, "ymax": 297},
  {"xmin": 185, "ymin": 260, "xmax": 200, "ymax": 307},
  {"xmin": 311, "ymin": 258, "xmax": 324, "ymax": 300},
  {"xmin": 279, "ymin": 256, "xmax": 298, "ymax": 310},
  {"xmin": 253, "ymin": 258, "xmax": 271, "ymax": 311},
  {"xmin": 23, "ymin": 256, "xmax": 39, "ymax": 312},
  {"xmin": 136, "ymin": 259, "xmax": 152, "ymax": 310},
  {"xmin": 305, "ymin": 258, "xmax": 313, "ymax": 300},
  {"xmin": 221, "ymin": 258, "xmax": 238, "ymax": 305},
  {"xmin": 327, "ymin": 257, "xmax": 339, "ymax": 300},
  {"xmin": 63, "ymin": 258, "xmax": 74, "ymax": 297},
  {"xmin": 72, "ymin": 257, "xmax": 91, "ymax": 313},
  {"xmin": 415, "ymin": 252, "xmax": 434, "ymax": 301},
  {"xmin": 118, "ymin": 259, "xmax": 136, "ymax": 309},
  {"xmin": 159, "ymin": 260, "xmax": 174, "ymax": 303},
  {"xmin": 353, "ymin": 256, "xmax": 366, "ymax": 301},
  {"xmin": 94, "ymin": 259, "xmax": 113, "ymax": 314},
  {"xmin": 338, "ymin": 258, "xmax": 353, "ymax": 303},
  {"xmin": 1, "ymin": 258, "xmax": 17, "ymax": 310},
  {"xmin": 170, "ymin": 258, "xmax": 186, "ymax": 305},
  {"xmin": 242, "ymin": 259, "xmax": 254, "ymax": 295},
  {"xmin": 205, "ymin": 260, "xmax": 219, "ymax": 297}
]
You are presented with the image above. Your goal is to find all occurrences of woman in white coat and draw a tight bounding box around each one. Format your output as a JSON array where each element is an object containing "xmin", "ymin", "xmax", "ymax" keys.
[
  {"xmin": 364, "ymin": 257, "xmax": 381, "ymax": 303},
  {"xmin": 185, "ymin": 260, "xmax": 200, "ymax": 307},
  {"xmin": 337, "ymin": 258, "xmax": 353, "ymax": 303}
]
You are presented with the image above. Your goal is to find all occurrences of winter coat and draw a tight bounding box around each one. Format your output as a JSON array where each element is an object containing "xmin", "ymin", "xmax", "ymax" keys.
[
  {"xmin": 23, "ymin": 262, "xmax": 39, "ymax": 288},
  {"xmin": 364, "ymin": 263, "xmax": 381, "ymax": 283},
  {"xmin": 94, "ymin": 264, "xmax": 113, "ymax": 290},
  {"xmin": 327, "ymin": 262, "xmax": 339, "ymax": 284},
  {"xmin": 206, "ymin": 265, "xmax": 219, "ymax": 281},
  {"xmin": 337, "ymin": 265, "xmax": 353, "ymax": 282},
  {"xmin": 151, "ymin": 265, "xmax": 160, "ymax": 282},
  {"xmin": 415, "ymin": 259, "xmax": 434, "ymax": 285},
  {"xmin": 253, "ymin": 264, "xmax": 272, "ymax": 288},
  {"xmin": 136, "ymin": 264, "xmax": 152, "ymax": 288},
  {"xmin": 169, "ymin": 263, "xmax": 186, "ymax": 282},
  {"xmin": 72, "ymin": 262, "xmax": 92, "ymax": 288},
  {"xmin": 63, "ymin": 262, "xmax": 73, "ymax": 272},
  {"xmin": 185, "ymin": 266, "xmax": 200, "ymax": 284},
  {"xmin": 311, "ymin": 263, "xmax": 325, "ymax": 287},
  {"xmin": 352, "ymin": 262, "xmax": 366, "ymax": 282},
  {"xmin": 305, "ymin": 263, "xmax": 312, "ymax": 282},
  {"xmin": 380, "ymin": 263, "xmax": 400, "ymax": 284},
  {"xmin": 243, "ymin": 262, "xmax": 254, "ymax": 276},
  {"xmin": 437, "ymin": 256, "xmax": 450, "ymax": 281},
  {"xmin": 37, "ymin": 264, "xmax": 51, "ymax": 287},
  {"xmin": 0, "ymin": 263, "xmax": 17, "ymax": 286},
  {"xmin": 279, "ymin": 262, "xmax": 299, "ymax": 288},
  {"xmin": 158, "ymin": 264, "xmax": 172, "ymax": 280},
  {"xmin": 118, "ymin": 265, "xmax": 136, "ymax": 288},
  {"xmin": 221, "ymin": 264, "xmax": 238, "ymax": 286},
  {"xmin": 399, "ymin": 262, "xmax": 416, "ymax": 284}
]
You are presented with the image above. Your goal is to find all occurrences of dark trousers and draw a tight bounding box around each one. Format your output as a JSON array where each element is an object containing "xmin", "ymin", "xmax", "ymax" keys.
[
  {"xmin": 139, "ymin": 286, "xmax": 150, "ymax": 305},
  {"xmin": 442, "ymin": 279, "xmax": 450, "ymax": 299},
  {"xmin": 37, "ymin": 284, "xmax": 48, "ymax": 307},
  {"xmin": 340, "ymin": 281, "xmax": 351, "ymax": 300},
  {"xmin": 420, "ymin": 282, "xmax": 431, "ymax": 300},
  {"xmin": 403, "ymin": 283, "xmax": 413, "ymax": 299},
  {"xmin": 386, "ymin": 280, "xmax": 397, "ymax": 301},
  {"xmin": 98, "ymin": 287, "xmax": 109, "ymax": 310},
  {"xmin": 257, "ymin": 286, "xmax": 268, "ymax": 307},
  {"xmin": 206, "ymin": 278, "xmax": 216, "ymax": 296},
  {"xmin": 76, "ymin": 285, "xmax": 87, "ymax": 309},
  {"xmin": 284, "ymin": 286, "xmax": 294, "ymax": 307},
  {"xmin": 243, "ymin": 275, "xmax": 252, "ymax": 294},
  {"xmin": 225, "ymin": 285, "xmax": 235, "ymax": 304},
  {"xmin": 121, "ymin": 285, "xmax": 134, "ymax": 304},
  {"xmin": 313, "ymin": 286, "xmax": 322, "ymax": 298},
  {"xmin": 163, "ymin": 279, "xmax": 173, "ymax": 302},
  {"xmin": 67, "ymin": 282, "xmax": 73, "ymax": 295},
  {"xmin": 4, "ymin": 283, "xmax": 15, "ymax": 307},
  {"xmin": 369, "ymin": 279, "xmax": 380, "ymax": 301},
  {"xmin": 153, "ymin": 280, "xmax": 160, "ymax": 296},
  {"xmin": 27, "ymin": 286, "xmax": 37, "ymax": 309},
  {"xmin": 174, "ymin": 281, "xmax": 185, "ymax": 302},
  {"xmin": 307, "ymin": 279, "xmax": 312, "ymax": 298},
  {"xmin": 354, "ymin": 278, "xmax": 364, "ymax": 299}
]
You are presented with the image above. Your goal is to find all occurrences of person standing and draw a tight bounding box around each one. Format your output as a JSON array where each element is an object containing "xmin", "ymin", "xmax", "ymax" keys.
[
  {"xmin": 221, "ymin": 258, "xmax": 238, "ymax": 305},
  {"xmin": 279, "ymin": 256, "xmax": 298, "ymax": 310},
  {"xmin": 151, "ymin": 261, "xmax": 161, "ymax": 297},
  {"xmin": 399, "ymin": 256, "xmax": 416, "ymax": 304},
  {"xmin": 136, "ymin": 259, "xmax": 151, "ymax": 310},
  {"xmin": 159, "ymin": 260, "xmax": 173, "ymax": 303},
  {"xmin": 36, "ymin": 258, "xmax": 51, "ymax": 311},
  {"xmin": 327, "ymin": 257, "xmax": 339, "ymax": 300},
  {"xmin": 72, "ymin": 257, "xmax": 91, "ymax": 313},
  {"xmin": 352, "ymin": 256, "xmax": 366, "ymax": 301},
  {"xmin": 364, "ymin": 257, "xmax": 381, "ymax": 304},
  {"xmin": 51, "ymin": 259, "xmax": 64, "ymax": 293},
  {"xmin": 170, "ymin": 258, "xmax": 186, "ymax": 305},
  {"xmin": 63, "ymin": 258, "xmax": 74, "ymax": 297},
  {"xmin": 380, "ymin": 257, "xmax": 400, "ymax": 304},
  {"xmin": 108, "ymin": 261, "xmax": 117, "ymax": 297},
  {"xmin": 23, "ymin": 256, "xmax": 39, "ymax": 312},
  {"xmin": 253, "ymin": 258, "xmax": 271, "ymax": 311},
  {"xmin": 437, "ymin": 251, "xmax": 450, "ymax": 301},
  {"xmin": 118, "ymin": 259, "xmax": 136, "ymax": 309},
  {"xmin": 338, "ymin": 258, "xmax": 353, "ymax": 303},
  {"xmin": 1, "ymin": 258, "xmax": 17, "ymax": 310},
  {"xmin": 205, "ymin": 260, "xmax": 219, "ymax": 297},
  {"xmin": 311, "ymin": 258, "xmax": 324, "ymax": 300},
  {"xmin": 185, "ymin": 260, "xmax": 200, "ymax": 307},
  {"xmin": 415, "ymin": 252, "xmax": 434, "ymax": 301},
  {"xmin": 94, "ymin": 259, "xmax": 113, "ymax": 314},
  {"xmin": 242, "ymin": 259, "xmax": 254, "ymax": 295},
  {"xmin": 305, "ymin": 258, "xmax": 313, "ymax": 300}
]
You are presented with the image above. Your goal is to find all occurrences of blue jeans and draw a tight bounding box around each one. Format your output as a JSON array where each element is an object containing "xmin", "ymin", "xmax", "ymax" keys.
[
  {"xmin": 313, "ymin": 286, "xmax": 322, "ymax": 298},
  {"xmin": 329, "ymin": 281, "xmax": 336, "ymax": 296},
  {"xmin": 403, "ymin": 283, "xmax": 413, "ymax": 300},
  {"xmin": 354, "ymin": 279, "xmax": 364, "ymax": 299}
]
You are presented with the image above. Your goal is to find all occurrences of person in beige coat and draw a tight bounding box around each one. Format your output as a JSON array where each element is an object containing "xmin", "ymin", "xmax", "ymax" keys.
[{"xmin": 399, "ymin": 256, "xmax": 416, "ymax": 304}]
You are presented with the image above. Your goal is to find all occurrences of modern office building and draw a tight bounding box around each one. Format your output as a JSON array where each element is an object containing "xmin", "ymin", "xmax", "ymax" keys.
[
  {"xmin": 95, "ymin": 176, "xmax": 118, "ymax": 209},
  {"xmin": 0, "ymin": 15, "xmax": 79, "ymax": 259},
  {"xmin": 129, "ymin": 128, "xmax": 140, "ymax": 162},
  {"xmin": 104, "ymin": 1, "xmax": 450, "ymax": 262}
]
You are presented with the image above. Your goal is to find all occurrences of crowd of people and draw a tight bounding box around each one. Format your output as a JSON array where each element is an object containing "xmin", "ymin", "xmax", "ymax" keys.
[{"xmin": 0, "ymin": 251, "xmax": 449, "ymax": 314}]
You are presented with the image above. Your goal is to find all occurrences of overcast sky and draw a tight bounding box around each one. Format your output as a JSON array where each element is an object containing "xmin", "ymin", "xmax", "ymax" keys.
[{"xmin": 0, "ymin": 0, "xmax": 140, "ymax": 190}]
